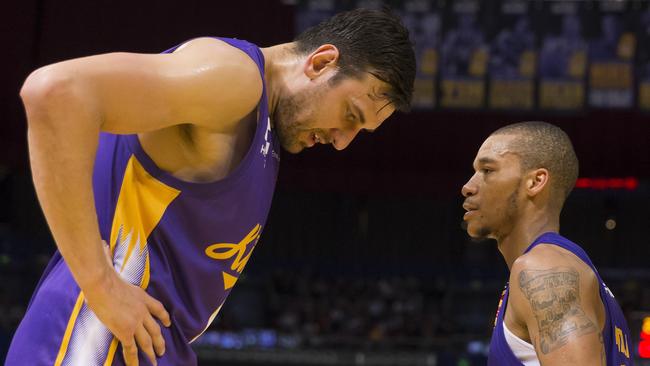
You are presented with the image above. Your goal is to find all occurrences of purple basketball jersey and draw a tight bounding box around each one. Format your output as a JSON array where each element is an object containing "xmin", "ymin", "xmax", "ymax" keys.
[
  {"xmin": 488, "ymin": 232, "xmax": 634, "ymax": 366},
  {"xmin": 6, "ymin": 38, "xmax": 280, "ymax": 366}
]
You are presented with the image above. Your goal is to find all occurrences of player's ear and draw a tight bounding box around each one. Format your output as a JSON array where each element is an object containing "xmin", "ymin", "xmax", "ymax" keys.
[
  {"xmin": 526, "ymin": 168, "xmax": 549, "ymax": 197},
  {"xmin": 304, "ymin": 44, "xmax": 339, "ymax": 79}
]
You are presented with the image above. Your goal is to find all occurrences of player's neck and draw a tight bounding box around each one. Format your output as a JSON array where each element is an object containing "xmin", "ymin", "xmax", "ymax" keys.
[
  {"xmin": 261, "ymin": 42, "xmax": 300, "ymax": 123},
  {"xmin": 497, "ymin": 212, "xmax": 560, "ymax": 269}
]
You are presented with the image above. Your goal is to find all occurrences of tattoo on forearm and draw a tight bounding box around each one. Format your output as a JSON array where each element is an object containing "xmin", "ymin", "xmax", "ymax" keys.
[{"xmin": 518, "ymin": 267, "xmax": 598, "ymax": 354}]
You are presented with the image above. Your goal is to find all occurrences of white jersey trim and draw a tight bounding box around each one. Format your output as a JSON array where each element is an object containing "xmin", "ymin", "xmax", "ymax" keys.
[{"xmin": 503, "ymin": 322, "xmax": 540, "ymax": 366}]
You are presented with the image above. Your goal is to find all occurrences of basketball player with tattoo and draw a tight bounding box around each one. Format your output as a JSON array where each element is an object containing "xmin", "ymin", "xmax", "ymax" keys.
[{"xmin": 462, "ymin": 122, "xmax": 633, "ymax": 365}]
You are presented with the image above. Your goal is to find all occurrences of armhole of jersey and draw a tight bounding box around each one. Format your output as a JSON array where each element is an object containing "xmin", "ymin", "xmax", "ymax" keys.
[{"xmin": 502, "ymin": 322, "xmax": 539, "ymax": 366}]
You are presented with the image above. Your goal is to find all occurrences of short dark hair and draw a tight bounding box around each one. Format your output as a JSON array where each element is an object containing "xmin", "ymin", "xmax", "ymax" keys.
[
  {"xmin": 294, "ymin": 8, "xmax": 416, "ymax": 112},
  {"xmin": 491, "ymin": 121, "xmax": 579, "ymax": 201}
]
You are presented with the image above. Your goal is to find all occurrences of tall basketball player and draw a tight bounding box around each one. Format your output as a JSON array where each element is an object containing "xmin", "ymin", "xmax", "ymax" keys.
[
  {"xmin": 462, "ymin": 122, "xmax": 633, "ymax": 365},
  {"xmin": 8, "ymin": 8, "xmax": 415, "ymax": 366}
]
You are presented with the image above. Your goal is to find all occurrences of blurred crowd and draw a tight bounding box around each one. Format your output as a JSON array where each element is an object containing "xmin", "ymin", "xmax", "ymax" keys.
[
  {"xmin": 209, "ymin": 268, "xmax": 649, "ymax": 349},
  {"xmin": 266, "ymin": 272, "xmax": 452, "ymax": 348}
]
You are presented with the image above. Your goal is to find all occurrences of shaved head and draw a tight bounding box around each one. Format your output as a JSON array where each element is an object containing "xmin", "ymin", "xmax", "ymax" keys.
[{"xmin": 490, "ymin": 121, "xmax": 579, "ymax": 203}]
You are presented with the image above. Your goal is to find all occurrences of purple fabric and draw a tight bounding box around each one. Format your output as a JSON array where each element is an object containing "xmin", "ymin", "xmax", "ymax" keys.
[{"xmin": 6, "ymin": 37, "xmax": 280, "ymax": 366}]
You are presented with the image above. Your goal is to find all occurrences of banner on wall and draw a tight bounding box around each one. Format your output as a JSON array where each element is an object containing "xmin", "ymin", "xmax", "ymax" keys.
[
  {"xmin": 487, "ymin": 0, "xmax": 537, "ymax": 110},
  {"xmin": 587, "ymin": 1, "xmax": 635, "ymax": 108},
  {"xmin": 293, "ymin": 0, "xmax": 650, "ymax": 113},
  {"xmin": 538, "ymin": 2, "xmax": 587, "ymax": 111},
  {"xmin": 439, "ymin": 0, "xmax": 487, "ymax": 109},
  {"xmin": 637, "ymin": 2, "xmax": 650, "ymax": 110},
  {"xmin": 399, "ymin": 0, "xmax": 442, "ymax": 109}
]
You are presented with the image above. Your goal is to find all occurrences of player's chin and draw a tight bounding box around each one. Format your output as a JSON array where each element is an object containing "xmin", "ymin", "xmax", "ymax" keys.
[{"xmin": 465, "ymin": 222, "xmax": 487, "ymax": 239}]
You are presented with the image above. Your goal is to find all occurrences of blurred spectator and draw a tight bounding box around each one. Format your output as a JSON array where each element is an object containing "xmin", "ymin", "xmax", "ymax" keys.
[{"xmin": 539, "ymin": 14, "xmax": 587, "ymax": 78}]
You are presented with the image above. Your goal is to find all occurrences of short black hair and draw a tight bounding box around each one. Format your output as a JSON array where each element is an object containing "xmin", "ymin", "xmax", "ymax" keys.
[
  {"xmin": 491, "ymin": 121, "xmax": 579, "ymax": 201},
  {"xmin": 294, "ymin": 8, "xmax": 416, "ymax": 112}
]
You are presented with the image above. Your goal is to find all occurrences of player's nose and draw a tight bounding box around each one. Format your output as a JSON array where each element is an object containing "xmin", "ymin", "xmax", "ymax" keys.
[
  {"xmin": 330, "ymin": 127, "xmax": 360, "ymax": 151},
  {"xmin": 461, "ymin": 177, "xmax": 478, "ymax": 198}
]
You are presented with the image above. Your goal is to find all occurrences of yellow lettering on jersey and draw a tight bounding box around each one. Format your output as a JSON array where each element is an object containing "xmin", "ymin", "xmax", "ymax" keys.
[
  {"xmin": 194, "ymin": 225, "xmax": 263, "ymax": 341},
  {"xmin": 222, "ymin": 272, "xmax": 238, "ymax": 290},
  {"xmin": 205, "ymin": 224, "xmax": 262, "ymax": 289},
  {"xmin": 615, "ymin": 326, "xmax": 630, "ymax": 358}
]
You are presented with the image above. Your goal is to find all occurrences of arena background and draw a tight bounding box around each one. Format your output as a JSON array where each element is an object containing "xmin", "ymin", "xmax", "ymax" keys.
[{"xmin": 1, "ymin": 0, "xmax": 649, "ymax": 365}]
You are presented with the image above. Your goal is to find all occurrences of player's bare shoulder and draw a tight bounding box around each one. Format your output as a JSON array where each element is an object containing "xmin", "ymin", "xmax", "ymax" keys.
[
  {"xmin": 170, "ymin": 37, "xmax": 263, "ymax": 131},
  {"xmin": 515, "ymin": 244, "xmax": 599, "ymax": 284},
  {"xmin": 510, "ymin": 244, "xmax": 599, "ymax": 305},
  {"xmin": 508, "ymin": 243, "xmax": 604, "ymax": 356}
]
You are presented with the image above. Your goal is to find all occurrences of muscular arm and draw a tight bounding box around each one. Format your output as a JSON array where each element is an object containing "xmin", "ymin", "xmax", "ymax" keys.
[
  {"xmin": 509, "ymin": 249, "xmax": 606, "ymax": 365},
  {"xmin": 21, "ymin": 37, "xmax": 261, "ymax": 288},
  {"xmin": 20, "ymin": 37, "xmax": 262, "ymax": 365}
]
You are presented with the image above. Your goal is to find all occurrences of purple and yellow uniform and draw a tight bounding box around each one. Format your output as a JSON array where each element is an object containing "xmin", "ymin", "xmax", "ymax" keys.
[
  {"xmin": 6, "ymin": 38, "xmax": 280, "ymax": 365},
  {"xmin": 488, "ymin": 232, "xmax": 634, "ymax": 366}
]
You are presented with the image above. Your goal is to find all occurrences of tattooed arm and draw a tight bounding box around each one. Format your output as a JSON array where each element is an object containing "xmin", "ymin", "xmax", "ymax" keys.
[{"xmin": 508, "ymin": 247, "xmax": 606, "ymax": 365}]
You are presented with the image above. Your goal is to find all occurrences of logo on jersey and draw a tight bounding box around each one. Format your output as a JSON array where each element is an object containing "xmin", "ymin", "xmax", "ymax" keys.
[
  {"xmin": 204, "ymin": 224, "xmax": 262, "ymax": 290},
  {"xmin": 260, "ymin": 117, "xmax": 279, "ymax": 166},
  {"xmin": 615, "ymin": 326, "xmax": 630, "ymax": 358}
]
